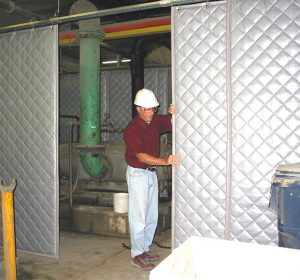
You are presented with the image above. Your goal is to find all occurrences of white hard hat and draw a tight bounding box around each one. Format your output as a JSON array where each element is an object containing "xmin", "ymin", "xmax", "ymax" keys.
[{"xmin": 134, "ymin": 88, "xmax": 159, "ymax": 108}]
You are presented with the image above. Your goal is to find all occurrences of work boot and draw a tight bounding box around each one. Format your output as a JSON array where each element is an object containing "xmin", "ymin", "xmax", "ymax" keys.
[
  {"xmin": 142, "ymin": 251, "xmax": 160, "ymax": 262},
  {"xmin": 131, "ymin": 254, "xmax": 155, "ymax": 271}
]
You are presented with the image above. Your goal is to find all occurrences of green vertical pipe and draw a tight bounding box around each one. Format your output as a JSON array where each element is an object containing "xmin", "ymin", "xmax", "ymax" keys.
[{"xmin": 79, "ymin": 31, "xmax": 104, "ymax": 178}]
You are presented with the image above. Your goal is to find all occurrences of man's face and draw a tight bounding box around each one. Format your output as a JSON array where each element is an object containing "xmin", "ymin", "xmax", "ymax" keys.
[{"xmin": 136, "ymin": 106, "xmax": 158, "ymax": 124}]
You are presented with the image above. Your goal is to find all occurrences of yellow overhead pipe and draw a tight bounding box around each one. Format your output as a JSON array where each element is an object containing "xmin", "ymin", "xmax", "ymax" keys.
[
  {"xmin": 59, "ymin": 25, "xmax": 171, "ymax": 46},
  {"xmin": 105, "ymin": 24, "xmax": 171, "ymax": 39},
  {"xmin": 0, "ymin": 179, "xmax": 17, "ymax": 280}
]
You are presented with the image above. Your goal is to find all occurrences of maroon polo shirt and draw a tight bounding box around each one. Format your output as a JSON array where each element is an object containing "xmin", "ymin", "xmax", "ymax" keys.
[{"xmin": 123, "ymin": 114, "xmax": 172, "ymax": 168}]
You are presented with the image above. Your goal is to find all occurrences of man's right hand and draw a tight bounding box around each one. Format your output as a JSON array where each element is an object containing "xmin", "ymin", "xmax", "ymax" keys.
[{"xmin": 167, "ymin": 155, "xmax": 180, "ymax": 165}]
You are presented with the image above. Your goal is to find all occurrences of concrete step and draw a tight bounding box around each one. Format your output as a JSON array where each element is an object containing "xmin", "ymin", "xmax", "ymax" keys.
[
  {"xmin": 72, "ymin": 205, "xmax": 130, "ymax": 237},
  {"xmin": 59, "ymin": 201, "xmax": 171, "ymax": 238},
  {"xmin": 60, "ymin": 190, "xmax": 115, "ymax": 207}
]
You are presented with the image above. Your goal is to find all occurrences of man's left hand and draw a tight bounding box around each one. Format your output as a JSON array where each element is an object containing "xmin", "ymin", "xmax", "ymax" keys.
[{"xmin": 168, "ymin": 104, "xmax": 176, "ymax": 115}]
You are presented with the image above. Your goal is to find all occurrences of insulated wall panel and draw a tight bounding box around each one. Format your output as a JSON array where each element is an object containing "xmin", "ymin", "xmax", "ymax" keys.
[
  {"xmin": 0, "ymin": 26, "xmax": 59, "ymax": 257},
  {"xmin": 59, "ymin": 73, "xmax": 80, "ymax": 143},
  {"xmin": 173, "ymin": 0, "xmax": 300, "ymax": 248},
  {"xmin": 102, "ymin": 70, "xmax": 132, "ymax": 143},
  {"xmin": 172, "ymin": 2, "xmax": 228, "ymax": 247},
  {"xmin": 145, "ymin": 67, "xmax": 170, "ymax": 114},
  {"xmin": 230, "ymin": 0, "xmax": 300, "ymax": 244}
]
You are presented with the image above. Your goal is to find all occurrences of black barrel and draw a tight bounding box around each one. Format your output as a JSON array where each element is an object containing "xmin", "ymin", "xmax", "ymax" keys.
[{"xmin": 270, "ymin": 164, "xmax": 300, "ymax": 249}]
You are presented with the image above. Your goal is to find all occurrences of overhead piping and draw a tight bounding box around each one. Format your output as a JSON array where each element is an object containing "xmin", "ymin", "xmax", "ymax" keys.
[
  {"xmin": 103, "ymin": 17, "xmax": 170, "ymax": 33},
  {"xmin": 59, "ymin": 17, "xmax": 171, "ymax": 45},
  {"xmin": 105, "ymin": 24, "xmax": 170, "ymax": 39},
  {"xmin": 60, "ymin": 25, "xmax": 170, "ymax": 45},
  {"xmin": 0, "ymin": 0, "xmax": 206, "ymax": 34},
  {"xmin": 60, "ymin": 24, "xmax": 171, "ymax": 45},
  {"xmin": 59, "ymin": 17, "xmax": 170, "ymax": 40}
]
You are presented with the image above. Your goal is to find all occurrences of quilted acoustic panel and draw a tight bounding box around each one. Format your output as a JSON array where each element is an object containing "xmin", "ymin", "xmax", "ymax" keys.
[
  {"xmin": 104, "ymin": 70, "xmax": 132, "ymax": 143},
  {"xmin": 230, "ymin": 0, "xmax": 300, "ymax": 244},
  {"xmin": 59, "ymin": 73, "xmax": 80, "ymax": 143},
  {"xmin": 145, "ymin": 67, "xmax": 169, "ymax": 114},
  {"xmin": 0, "ymin": 26, "xmax": 59, "ymax": 257},
  {"xmin": 172, "ymin": 2, "xmax": 228, "ymax": 247},
  {"xmin": 173, "ymin": 0, "xmax": 300, "ymax": 248}
]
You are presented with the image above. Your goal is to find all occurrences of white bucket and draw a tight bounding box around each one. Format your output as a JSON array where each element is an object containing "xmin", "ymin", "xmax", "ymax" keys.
[{"xmin": 113, "ymin": 193, "xmax": 129, "ymax": 213}]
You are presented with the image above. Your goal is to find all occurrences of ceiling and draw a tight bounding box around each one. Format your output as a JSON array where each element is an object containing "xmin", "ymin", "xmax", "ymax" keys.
[{"xmin": 0, "ymin": 0, "xmax": 172, "ymax": 72}]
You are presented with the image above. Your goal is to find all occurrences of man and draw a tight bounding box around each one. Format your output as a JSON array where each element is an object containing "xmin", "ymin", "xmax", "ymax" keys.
[{"xmin": 123, "ymin": 88, "xmax": 180, "ymax": 271}]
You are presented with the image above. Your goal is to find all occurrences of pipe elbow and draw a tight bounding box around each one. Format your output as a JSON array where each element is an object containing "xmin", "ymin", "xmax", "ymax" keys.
[{"xmin": 80, "ymin": 152, "xmax": 105, "ymax": 178}]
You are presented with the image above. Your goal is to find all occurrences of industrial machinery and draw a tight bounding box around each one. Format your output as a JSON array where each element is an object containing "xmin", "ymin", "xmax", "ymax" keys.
[
  {"xmin": 59, "ymin": 141, "xmax": 172, "ymax": 237},
  {"xmin": 59, "ymin": 142, "xmax": 172, "ymax": 196}
]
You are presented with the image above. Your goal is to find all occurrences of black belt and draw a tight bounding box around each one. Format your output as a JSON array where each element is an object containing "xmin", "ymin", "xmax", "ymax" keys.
[{"xmin": 144, "ymin": 166, "xmax": 157, "ymax": 172}]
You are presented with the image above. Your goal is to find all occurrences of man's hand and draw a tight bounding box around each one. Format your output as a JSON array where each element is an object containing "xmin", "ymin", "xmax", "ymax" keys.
[
  {"xmin": 168, "ymin": 104, "xmax": 176, "ymax": 115},
  {"xmin": 166, "ymin": 155, "xmax": 180, "ymax": 165}
]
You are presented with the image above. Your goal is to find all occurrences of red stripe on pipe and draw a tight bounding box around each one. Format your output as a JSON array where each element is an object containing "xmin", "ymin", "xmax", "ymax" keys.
[
  {"xmin": 59, "ymin": 17, "xmax": 171, "ymax": 40},
  {"xmin": 59, "ymin": 31, "xmax": 76, "ymax": 40},
  {"xmin": 102, "ymin": 18, "xmax": 171, "ymax": 33}
]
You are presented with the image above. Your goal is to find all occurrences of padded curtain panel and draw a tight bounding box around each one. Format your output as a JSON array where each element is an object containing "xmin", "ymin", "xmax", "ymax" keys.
[
  {"xmin": 0, "ymin": 26, "xmax": 59, "ymax": 257},
  {"xmin": 172, "ymin": 0, "xmax": 300, "ymax": 248}
]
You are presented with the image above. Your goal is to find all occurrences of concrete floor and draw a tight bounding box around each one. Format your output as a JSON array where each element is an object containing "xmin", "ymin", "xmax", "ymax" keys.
[{"xmin": 0, "ymin": 231, "xmax": 171, "ymax": 280}]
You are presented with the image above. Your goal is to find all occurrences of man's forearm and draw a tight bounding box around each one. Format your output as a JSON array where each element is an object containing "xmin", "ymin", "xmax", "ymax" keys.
[{"xmin": 136, "ymin": 153, "xmax": 180, "ymax": 166}]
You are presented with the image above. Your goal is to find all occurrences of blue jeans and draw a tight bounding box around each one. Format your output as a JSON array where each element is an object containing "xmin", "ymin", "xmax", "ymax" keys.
[{"xmin": 126, "ymin": 166, "xmax": 158, "ymax": 258}]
